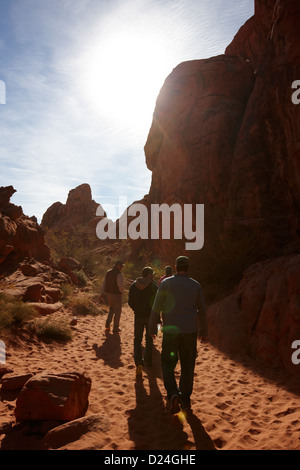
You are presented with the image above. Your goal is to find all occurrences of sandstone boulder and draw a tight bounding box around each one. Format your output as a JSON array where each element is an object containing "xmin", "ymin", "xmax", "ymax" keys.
[
  {"xmin": 0, "ymin": 366, "xmax": 13, "ymax": 379},
  {"xmin": 58, "ymin": 257, "xmax": 81, "ymax": 273},
  {"xmin": 1, "ymin": 373, "xmax": 33, "ymax": 391},
  {"xmin": 15, "ymin": 372, "xmax": 92, "ymax": 421},
  {"xmin": 22, "ymin": 283, "xmax": 43, "ymax": 302},
  {"xmin": 0, "ymin": 261, "xmax": 68, "ymax": 303},
  {"xmin": 28, "ymin": 302, "xmax": 64, "ymax": 316},
  {"xmin": 58, "ymin": 257, "xmax": 81, "ymax": 285},
  {"xmin": 42, "ymin": 287, "xmax": 62, "ymax": 303},
  {"xmin": 43, "ymin": 413, "xmax": 110, "ymax": 450}
]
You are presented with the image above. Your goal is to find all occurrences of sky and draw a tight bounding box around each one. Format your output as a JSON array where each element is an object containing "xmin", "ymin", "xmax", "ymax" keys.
[{"xmin": 0, "ymin": 0, "xmax": 254, "ymax": 222}]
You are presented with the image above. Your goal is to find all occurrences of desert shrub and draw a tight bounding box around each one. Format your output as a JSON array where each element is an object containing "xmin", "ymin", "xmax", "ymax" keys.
[
  {"xmin": 60, "ymin": 283, "xmax": 74, "ymax": 302},
  {"xmin": 44, "ymin": 228, "xmax": 99, "ymax": 276},
  {"xmin": 33, "ymin": 317, "xmax": 72, "ymax": 342},
  {"xmin": 71, "ymin": 295, "xmax": 99, "ymax": 316},
  {"xmin": 0, "ymin": 293, "xmax": 36, "ymax": 330},
  {"xmin": 74, "ymin": 270, "xmax": 88, "ymax": 287},
  {"xmin": 75, "ymin": 251, "xmax": 97, "ymax": 276},
  {"xmin": 122, "ymin": 261, "xmax": 139, "ymax": 280}
]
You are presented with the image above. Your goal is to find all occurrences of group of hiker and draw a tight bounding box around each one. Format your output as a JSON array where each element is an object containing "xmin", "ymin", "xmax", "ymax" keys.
[{"xmin": 101, "ymin": 256, "xmax": 207, "ymax": 414}]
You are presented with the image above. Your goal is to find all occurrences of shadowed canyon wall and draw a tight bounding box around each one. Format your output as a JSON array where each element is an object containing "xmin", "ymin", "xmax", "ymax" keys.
[{"xmin": 131, "ymin": 0, "xmax": 300, "ymax": 374}]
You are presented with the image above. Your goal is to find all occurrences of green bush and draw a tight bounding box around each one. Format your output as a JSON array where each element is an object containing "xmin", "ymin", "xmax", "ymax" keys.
[
  {"xmin": 74, "ymin": 270, "xmax": 88, "ymax": 287},
  {"xmin": 71, "ymin": 295, "xmax": 99, "ymax": 316},
  {"xmin": 33, "ymin": 317, "xmax": 72, "ymax": 342},
  {"xmin": 60, "ymin": 283, "xmax": 74, "ymax": 303},
  {"xmin": 44, "ymin": 228, "xmax": 99, "ymax": 276},
  {"xmin": 0, "ymin": 293, "xmax": 36, "ymax": 330}
]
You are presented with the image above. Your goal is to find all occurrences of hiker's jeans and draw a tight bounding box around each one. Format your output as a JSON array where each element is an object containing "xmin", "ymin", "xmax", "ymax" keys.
[
  {"xmin": 134, "ymin": 316, "xmax": 153, "ymax": 366},
  {"xmin": 161, "ymin": 331, "xmax": 197, "ymax": 406},
  {"xmin": 105, "ymin": 294, "xmax": 122, "ymax": 330}
]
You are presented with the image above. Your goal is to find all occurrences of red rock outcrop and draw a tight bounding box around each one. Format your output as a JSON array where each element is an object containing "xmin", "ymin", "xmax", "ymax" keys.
[
  {"xmin": 15, "ymin": 372, "xmax": 91, "ymax": 421},
  {"xmin": 43, "ymin": 413, "xmax": 109, "ymax": 450},
  {"xmin": 131, "ymin": 0, "xmax": 300, "ymax": 373},
  {"xmin": 139, "ymin": 0, "xmax": 300, "ymax": 279},
  {"xmin": 208, "ymin": 255, "xmax": 300, "ymax": 376},
  {"xmin": 0, "ymin": 258, "xmax": 70, "ymax": 303},
  {"xmin": 1, "ymin": 373, "xmax": 33, "ymax": 391},
  {"xmin": 0, "ymin": 186, "xmax": 50, "ymax": 271},
  {"xmin": 41, "ymin": 183, "xmax": 104, "ymax": 232},
  {"xmin": 139, "ymin": 55, "xmax": 256, "ymax": 279},
  {"xmin": 224, "ymin": 0, "xmax": 300, "ymax": 260}
]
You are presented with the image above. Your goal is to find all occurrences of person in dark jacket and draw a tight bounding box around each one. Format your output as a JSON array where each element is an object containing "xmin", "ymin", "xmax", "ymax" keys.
[
  {"xmin": 149, "ymin": 256, "xmax": 207, "ymax": 413},
  {"xmin": 101, "ymin": 260, "xmax": 124, "ymax": 333},
  {"xmin": 128, "ymin": 266, "xmax": 158, "ymax": 376}
]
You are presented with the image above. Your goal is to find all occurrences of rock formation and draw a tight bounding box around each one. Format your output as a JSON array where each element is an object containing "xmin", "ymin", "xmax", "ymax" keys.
[
  {"xmin": 42, "ymin": 413, "xmax": 109, "ymax": 450},
  {"xmin": 131, "ymin": 0, "xmax": 300, "ymax": 374},
  {"xmin": 0, "ymin": 258, "xmax": 70, "ymax": 305},
  {"xmin": 224, "ymin": 0, "xmax": 300, "ymax": 260},
  {"xmin": 41, "ymin": 183, "xmax": 104, "ymax": 232},
  {"xmin": 140, "ymin": 54, "xmax": 256, "ymax": 282},
  {"xmin": 14, "ymin": 371, "xmax": 91, "ymax": 421},
  {"xmin": 208, "ymin": 254, "xmax": 300, "ymax": 375},
  {"xmin": 0, "ymin": 186, "xmax": 50, "ymax": 272},
  {"xmin": 41, "ymin": 183, "xmax": 126, "ymax": 273},
  {"xmin": 139, "ymin": 0, "xmax": 300, "ymax": 281},
  {"xmin": 0, "ymin": 186, "xmax": 85, "ymax": 306}
]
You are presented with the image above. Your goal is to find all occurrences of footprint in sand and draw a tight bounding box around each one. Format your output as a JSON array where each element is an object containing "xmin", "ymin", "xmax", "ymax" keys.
[
  {"xmin": 237, "ymin": 379, "xmax": 249, "ymax": 385},
  {"xmin": 213, "ymin": 437, "xmax": 226, "ymax": 449},
  {"xmin": 215, "ymin": 402, "xmax": 229, "ymax": 411},
  {"xmin": 276, "ymin": 408, "xmax": 295, "ymax": 419},
  {"xmin": 249, "ymin": 428, "xmax": 261, "ymax": 436},
  {"xmin": 243, "ymin": 435, "xmax": 258, "ymax": 445}
]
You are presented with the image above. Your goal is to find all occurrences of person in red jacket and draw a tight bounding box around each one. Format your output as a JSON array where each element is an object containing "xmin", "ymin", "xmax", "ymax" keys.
[{"xmin": 158, "ymin": 266, "xmax": 173, "ymax": 286}]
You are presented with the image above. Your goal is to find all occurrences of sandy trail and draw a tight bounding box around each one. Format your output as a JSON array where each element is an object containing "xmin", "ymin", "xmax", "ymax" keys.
[{"xmin": 0, "ymin": 304, "xmax": 299, "ymax": 450}]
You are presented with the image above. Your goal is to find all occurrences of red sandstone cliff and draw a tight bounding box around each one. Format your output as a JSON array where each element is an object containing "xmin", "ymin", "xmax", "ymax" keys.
[
  {"xmin": 41, "ymin": 183, "xmax": 103, "ymax": 232},
  {"xmin": 224, "ymin": 0, "xmax": 300, "ymax": 259},
  {"xmin": 0, "ymin": 186, "xmax": 50, "ymax": 272},
  {"xmin": 133, "ymin": 0, "xmax": 300, "ymax": 374},
  {"xmin": 141, "ymin": 0, "xmax": 300, "ymax": 277}
]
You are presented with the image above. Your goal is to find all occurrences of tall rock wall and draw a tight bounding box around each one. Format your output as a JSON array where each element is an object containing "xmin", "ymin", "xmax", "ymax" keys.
[
  {"xmin": 225, "ymin": 0, "xmax": 300, "ymax": 259},
  {"xmin": 133, "ymin": 0, "xmax": 300, "ymax": 374},
  {"xmin": 142, "ymin": 55, "xmax": 256, "ymax": 285},
  {"xmin": 138, "ymin": 0, "xmax": 300, "ymax": 288}
]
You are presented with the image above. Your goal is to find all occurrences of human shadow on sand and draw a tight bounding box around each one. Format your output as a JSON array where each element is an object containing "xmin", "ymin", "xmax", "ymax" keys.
[
  {"xmin": 92, "ymin": 332, "xmax": 123, "ymax": 369},
  {"xmin": 127, "ymin": 366, "xmax": 215, "ymax": 450},
  {"xmin": 185, "ymin": 411, "xmax": 216, "ymax": 450}
]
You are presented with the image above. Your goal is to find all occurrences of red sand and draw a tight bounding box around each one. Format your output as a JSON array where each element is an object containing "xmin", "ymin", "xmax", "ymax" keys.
[{"xmin": 1, "ymin": 304, "xmax": 300, "ymax": 450}]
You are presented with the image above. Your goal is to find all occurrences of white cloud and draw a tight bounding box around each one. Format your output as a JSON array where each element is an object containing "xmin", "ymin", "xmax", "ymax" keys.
[{"xmin": 0, "ymin": 0, "xmax": 253, "ymax": 221}]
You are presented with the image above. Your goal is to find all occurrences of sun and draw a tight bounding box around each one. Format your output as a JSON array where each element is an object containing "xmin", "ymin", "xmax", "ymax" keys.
[{"xmin": 78, "ymin": 27, "xmax": 173, "ymax": 136}]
